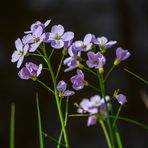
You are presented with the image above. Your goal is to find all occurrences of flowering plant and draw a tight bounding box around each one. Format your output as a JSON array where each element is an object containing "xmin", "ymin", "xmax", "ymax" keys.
[{"xmin": 11, "ymin": 19, "xmax": 147, "ymax": 148}]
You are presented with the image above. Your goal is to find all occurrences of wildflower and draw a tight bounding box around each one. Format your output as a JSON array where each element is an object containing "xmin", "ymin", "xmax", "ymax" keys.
[
  {"xmin": 46, "ymin": 24, "xmax": 74, "ymax": 49},
  {"xmin": 70, "ymin": 69, "xmax": 85, "ymax": 90},
  {"xmin": 114, "ymin": 47, "xmax": 131, "ymax": 65},
  {"xmin": 63, "ymin": 44, "xmax": 81, "ymax": 72},
  {"xmin": 24, "ymin": 20, "xmax": 51, "ymax": 34},
  {"xmin": 57, "ymin": 80, "xmax": 75, "ymax": 98},
  {"xmin": 86, "ymin": 51, "xmax": 106, "ymax": 70},
  {"xmin": 77, "ymin": 95, "xmax": 110, "ymax": 126},
  {"xmin": 116, "ymin": 94, "xmax": 127, "ymax": 105},
  {"xmin": 74, "ymin": 34, "xmax": 94, "ymax": 51},
  {"xmin": 11, "ymin": 38, "xmax": 29, "ymax": 68},
  {"xmin": 23, "ymin": 26, "xmax": 46, "ymax": 52},
  {"xmin": 18, "ymin": 62, "xmax": 42, "ymax": 80}
]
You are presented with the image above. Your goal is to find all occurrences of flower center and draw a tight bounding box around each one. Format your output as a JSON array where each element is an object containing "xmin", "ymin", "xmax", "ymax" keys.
[
  {"xmin": 55, "ymin": 35, "xmax": 61, "ymax": 40},
  {"xmin": 93, "ymin": 60, "xmax": 99, "ymax": 65},
  {"xmin": 34, "ymin": 37, "xmax": 40, "ymax": 42}
]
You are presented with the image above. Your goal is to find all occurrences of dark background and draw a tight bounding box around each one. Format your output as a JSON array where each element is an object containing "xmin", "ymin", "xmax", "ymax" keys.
[{"xmin": 0, "ymin": 0, "xmax": 148, "ymax": 147}]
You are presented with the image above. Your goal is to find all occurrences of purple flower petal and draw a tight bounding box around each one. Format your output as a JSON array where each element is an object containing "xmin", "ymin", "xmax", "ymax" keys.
[
  {"xmin": 57, "ymin": 80, "xmax": 67, "ymax": 92},
  {"xmin": 87, "ymin": 116, "xmax": 97, "ymax": 126},
  {"xmin": 18, "ymin": 67, "xmax": 31, "ymax": 80},
  {"xmin": 51, "ymin": 40, "xmax": 64, "ymax": 49},
  {"xmin": 63, "ymin": 90, "xmax": 75, "ymax": 97},
  {"xmin": 62, "ymin": 32, "xmax": 74, "ymax": 41},
  {"xmin": 117, "ymin": 94, "xmax": 127, "ymax": 105},
  {"xmin": 51, "ymin": 25, "xmax": 64, "ymax": 36}
]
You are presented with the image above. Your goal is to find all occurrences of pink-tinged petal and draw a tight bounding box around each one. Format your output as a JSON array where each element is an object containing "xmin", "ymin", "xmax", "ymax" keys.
[
  {"xmin": 63, "ymin": 90, "xmax": 75, "ymax": 97},
  {"xmin": 11, "ymin": 51, "xmax": 20, "ymax": 63},
  {"xmin": 18, "ymin": 67, "xmax": 30, "ymax": 80},
  {"xmin": 44, "ymin": 20, "xmax": 51, "ymax": 27},
  {"xmin": 62, "ymin": 32, "xmax": 74, "ymax": 41},
  {"xmin": 51, "ymin": 40, "xmax": 64, "ymax": 49},
  {"xmin": 51, "ymin": 25, "xmax": 64, "ymax": 36},
  {"xmin": 84, "ymin": 34, "xmax": 92, "ymax": 45},
  {"xmin": 37, "ymin": 64, "xmax": 43, "ymax": 76},
  {"xmin": 17, "ymin": 56, "xmax": 24, "ymax": 68},
  {"xmin": 87, "ymin": 116, "xmax": 97, "ymax": 126},
  {"xmin": 15, "ymin": 38, "xmax": 23, "ymax": 50}
]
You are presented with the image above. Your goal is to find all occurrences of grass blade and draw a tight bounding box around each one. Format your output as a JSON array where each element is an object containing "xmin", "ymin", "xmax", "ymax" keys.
[
  {"xmin": 36, "ymin": 93, "xmax": 44, "ymax": 148},
  {"xmin": 10, "ymin": 103, "xmax": 15, "ymax": 148}
]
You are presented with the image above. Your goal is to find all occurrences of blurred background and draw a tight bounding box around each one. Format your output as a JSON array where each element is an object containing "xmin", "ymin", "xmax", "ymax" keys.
[{"xmin": 0, "ymin": 0, "xmax": 148, "ymax": 147}]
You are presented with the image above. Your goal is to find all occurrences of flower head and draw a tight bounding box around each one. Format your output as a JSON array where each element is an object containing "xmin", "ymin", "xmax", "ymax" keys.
[
  {"xmin": 24, "ymin": 20, "xmax": 51, "ymax": 34},
  {"xmin": 74, "ymin": 34, "xmax": 94, "ymax": 51},
  {"xmin": 116, "ymin": 94, "xmax": 127, "ymax": 105},
  {"xmin": 86, "ymin": 51, "xmax": 106, "ymax": 69},
  {"xmin": 11, "ymin": 38, "xmax": 29, "ymax": 68},
  {"xmin": 93, "ymin": 36, "xmax": 117, "ymax": 49},
  {"xmin": 46, "ymin": 24, "xmax": 74, "ymax": 49},
  {"xmin": 63, "ymin": 44, "xmax": 81, "ymax": 72},
  {"xmin": 18, "ymin": 62, "xmax": 42, "ymax": 80},
  {"xmin": 57, "ymin": 80, "xmax": 75, "ymax": 97},
  {"xmin": 70, "ymin": 69, "xmax": 85, "ymax": 91}
]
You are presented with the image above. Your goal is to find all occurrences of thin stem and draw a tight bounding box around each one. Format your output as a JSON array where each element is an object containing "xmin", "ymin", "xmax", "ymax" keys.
[
  {"xmin": 98, "ymin": 73, "xmax": 115, "ymax": 148},
  {"xmin": 87, "ymin": 83, "xmax": 100, "ymax": 92},
  {"xmin": 10, "ymin": 104, "xmax": 15, "ymax": 148},
  {"xmin": 83, "ymin": 66, "xmax": 98, "ymax": 77},
  {"xmin": 57, "ymin": 97, "xmax": 69, "ymax": 148},
  {"xmin": 56, "ymin": 54, "xmax": 65, "ymax": 79},
  {"xmin": 36, "ymin": 79, "xmax": 55, "ymax": 94},
  {"xmin": 124, "ymin": 68, "xmax": 148, "ymax": 85},
  {"xmin": 28, "ymin": 53, "xmax": 43, "ymax": 58},
  {"xmin": 109, "ymin": 115, "xmax": 148, "ymax": 130},
  {"xmin": 42, "ymin": 44, "xmax": 70, "ymax": 147},
  {"xmin": 104, "ymin": 65, "xmax": 115, "ymax": 82},
  {"xmin": 112, "ymin": 105, "xmax": 122, "ymax": 128},
  {"xmin": 43, "ymin": 132, "xmax": 66, "ymax": 147},
  {"xmin": 49, "ymin": 48, "xmax": 55, "ymax": 60},
  {"xmin": 99, "ymin": 119, "xmax": 112, "ymax": 148},
  {"xmin": 36, "ymin": 93, "xmax": 44, "ymax": 148}
]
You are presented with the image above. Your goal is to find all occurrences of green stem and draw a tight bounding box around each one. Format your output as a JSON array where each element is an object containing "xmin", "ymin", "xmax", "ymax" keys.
[
  {"xmin": 56, "ymin": 54, "xmax": 65, "ymax": 79},
  {"xmin": 10, "ymin": 104, "xmax": 15, "ymax": 148},
  {"xmin": 43, "ymin": 132, "xmax": 66, "ymax": 147},
  {"xmin": 83, "ymin": 66, "xmax": 98, "ymax": 77},
  {"xmin": 98, "ymin": 73, "xmax": 115, "ymax": 148},
  {"xmin": 36, "ymin": 93, "xmax": 44, "ymax": 148},
  {"xmin": 109, "ymin": 115, "xmax": 148, "ymax": 130},
  {"xmin": 49, "ymin": 48, "xmax": 55, "ymax": 60},
  {"xmin": 36, "ymin": 79, "xmax": 55, "ymax": 94},
  {"xmin": 124, "ymin": 68, "xmax": 148, "ymax": 85},
  {"xmin": 42, "ymin": 44, "xmax": 70, "ymax": 147},
  {"xmin": 99, "ymin": 119, "xmax": 112, "ymax": 148},
  {"xmin": 57, "ymin": 97, "xmax": 69, "ymax": 148},
  {"xmin": 87, "ymin": 83, "xmax": 100, "ymax": 92},
  {"xmin": 112, "ymin": 105, "xmax": 122, "ymax": 128},
  {"xmin": 104, "ymin": 65, "xmax": 115, "ymax": 82}
]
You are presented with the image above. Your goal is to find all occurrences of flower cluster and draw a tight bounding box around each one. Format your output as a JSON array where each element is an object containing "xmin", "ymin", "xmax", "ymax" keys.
[
  {"xmin": 77, "ymin": 95, "xmax": 110, "ymax": 126},
  {"xmin": 12, "ymin": 19, "xmax": 130, "ymax": 126}
]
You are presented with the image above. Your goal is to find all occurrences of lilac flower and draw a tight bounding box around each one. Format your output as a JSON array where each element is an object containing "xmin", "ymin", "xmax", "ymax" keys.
[
  {"xmin": 11, "ymin": 38, "xmax": 29, "ymax": 68},
  {"xmin": 87, "ymin": 116, "xmax": 97, "ymax": 126},
  {"xmin": 70, "ymin": 69, "xmax": 85, "ymax": 91},
  {"xmin": 116, "ymin": 94, "xmax": 127, "ymax": 105},
  {"xmin": 86, "ymin": 51, "xmax": 106, "ymax": 69},
  {"xmin": 93, "ymin": 36, "xmax": 117, "ymax": 49},
  {"xmin": 46, "ymin": 24, "xmax": 74, "ymax": 49},
  {"xmin": 18, "ymin": 62, "xmax": 42, "ymax": 80},
  {"xmin": 77, "ymin": 95, "xmax": 111, "ymax": 126},
  {"xmin": 74, "ymin": 34, "xmax": 94, "ymax": 51},
  {"xmin": 63, "ymin": 44, "xmax": 81, "ymax": 72},
  {"xmin": 57, "ymin": 80, "xmax": 75, "ymax": 97},
  {"xmin": 22, "ymin": 26, "xmax": 46, "ymax": 52},
  {"xmin": 24, "ymin": 20, "xmax": 51, "ymax": 34},
  {"xmin": 116, "ymin": 47, "xmax": 131, "ymax": 62}
]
